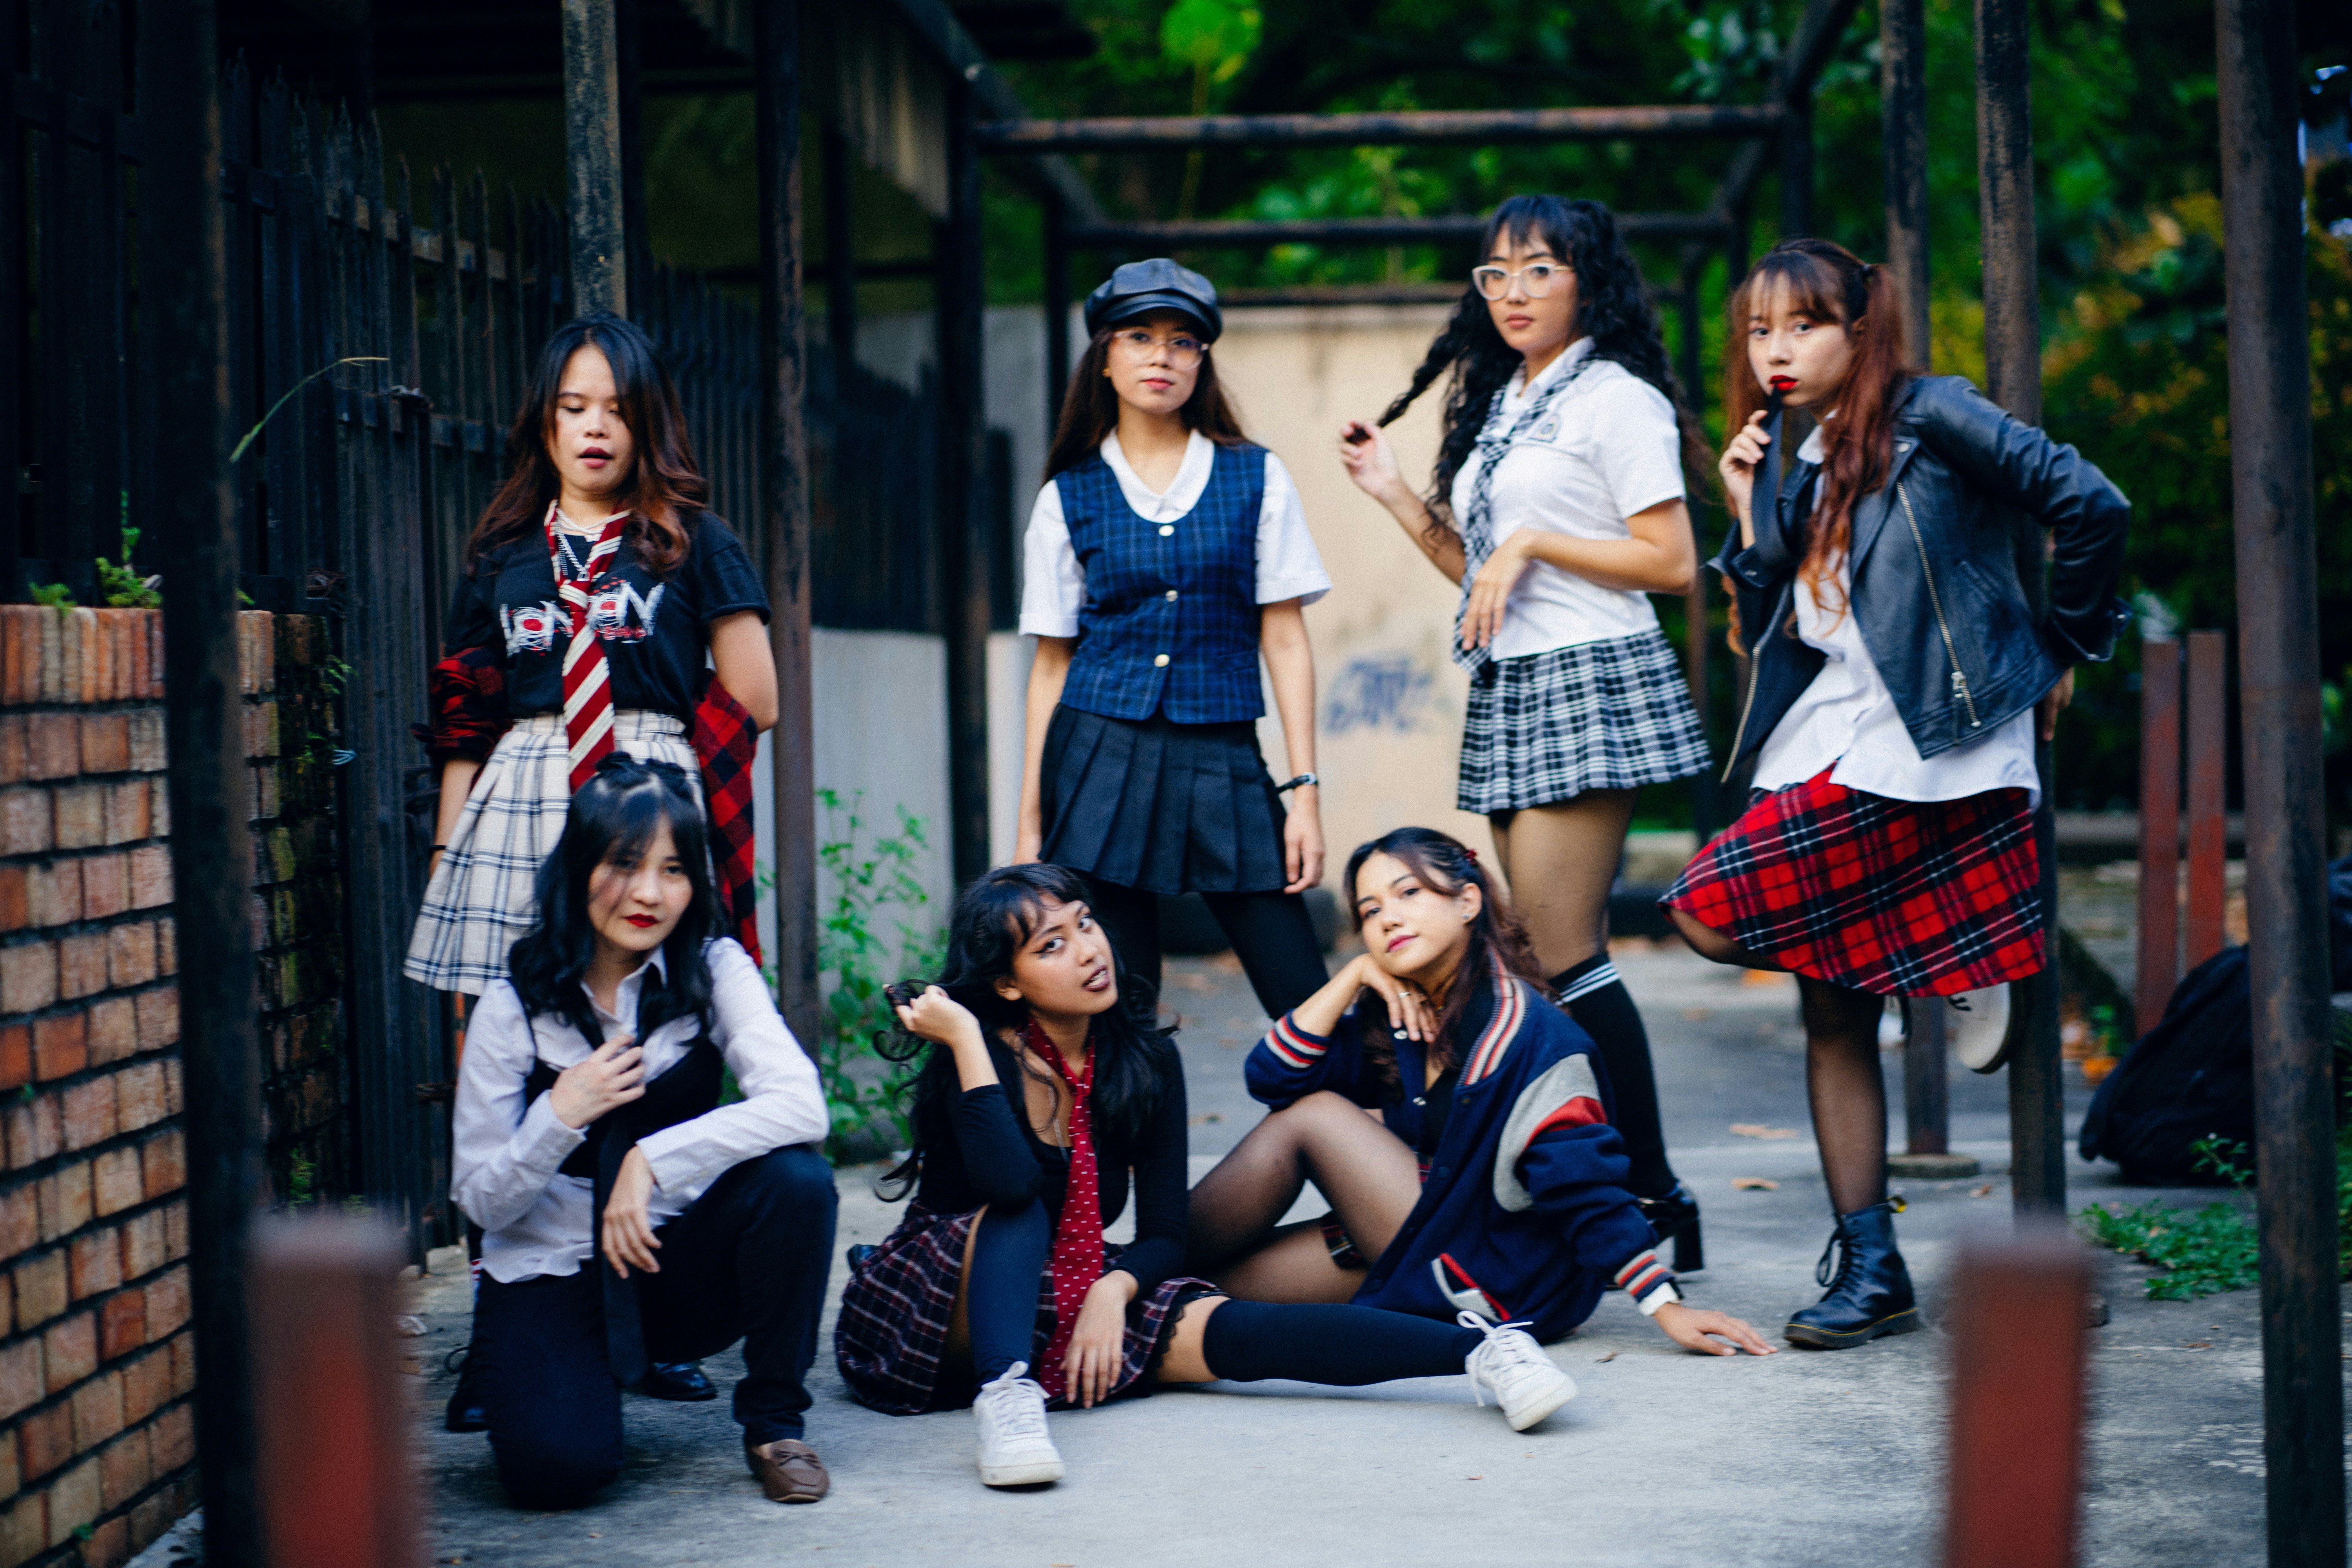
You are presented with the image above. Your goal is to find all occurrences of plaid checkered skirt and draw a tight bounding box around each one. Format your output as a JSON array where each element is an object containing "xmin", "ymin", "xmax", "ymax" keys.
[
  {"xmin": 834, "ymin": 1201, "xmax": 1215, "ymax": 1416},
  {"xmin": 402, "ymin": 710, "xmax": 698, "ymax": 995},
  {"xmin": 1458, "ymin": 627, "xmax": 1712, "ymax": 814},
  {"xmin": 1660, "ymin": 767, "xmax": 2046, "ymax": 997}
]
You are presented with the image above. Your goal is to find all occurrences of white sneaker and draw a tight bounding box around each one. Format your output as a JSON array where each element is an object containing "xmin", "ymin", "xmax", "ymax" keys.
[
  {"xmin": 1460, "ymin": 1312, "xmax": 1577, "ymax": 1432},
  {"xmin": 973, "ymin": 1362, "xmax": 1064, "ymax": 1487},
  {"xmin": 1946, "ymin": 985, "xmax": 2013, "ymax": 1073}
]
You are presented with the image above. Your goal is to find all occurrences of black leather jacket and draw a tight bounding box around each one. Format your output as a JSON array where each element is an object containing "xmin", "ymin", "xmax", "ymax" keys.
[{"xmin": 1713, "ymin": 375, "xmax": 2131, "ymax": 778}]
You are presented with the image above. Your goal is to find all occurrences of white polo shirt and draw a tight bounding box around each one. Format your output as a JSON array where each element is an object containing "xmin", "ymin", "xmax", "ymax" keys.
[
  {"xmin": 1445, "ymin": 341, "xmax": 1690, "ymax": 662},
  {"xmin": 1019, "ymin": 430, "xmax": 1331, "ymax": 638}
]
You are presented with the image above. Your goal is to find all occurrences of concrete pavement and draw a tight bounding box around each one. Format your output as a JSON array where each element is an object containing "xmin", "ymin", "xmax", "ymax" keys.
[{"xmin": 409, "ymin": 944, "xmax": 2289, "ymax": 1567}]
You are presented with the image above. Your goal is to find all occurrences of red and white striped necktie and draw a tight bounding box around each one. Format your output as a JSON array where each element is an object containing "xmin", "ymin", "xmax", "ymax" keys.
[{"xmin": 546, "ymin": 501, "xmax": 633, "ymax": 792}]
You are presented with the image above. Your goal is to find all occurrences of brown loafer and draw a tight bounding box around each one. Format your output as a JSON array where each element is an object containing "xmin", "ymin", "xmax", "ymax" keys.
[{"xmin": 746, "ymin": 1437, "xmax": 829, "ymax": 1503}]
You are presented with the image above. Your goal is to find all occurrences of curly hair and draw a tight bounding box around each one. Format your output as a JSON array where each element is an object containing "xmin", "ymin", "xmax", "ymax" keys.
[{"xmin": 1377, "ymin": 195, "xmax": 1714, "ymax": 555}]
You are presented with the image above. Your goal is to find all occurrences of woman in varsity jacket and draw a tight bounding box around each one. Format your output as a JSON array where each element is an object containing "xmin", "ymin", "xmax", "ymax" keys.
[
  {"xmin": 1189, "ymin": 826, "xmax": 1772, "ymax": 1357},
  {"xmin": 1015, "ymin": 259, "xmax": 1332, "ymax": 1020}
]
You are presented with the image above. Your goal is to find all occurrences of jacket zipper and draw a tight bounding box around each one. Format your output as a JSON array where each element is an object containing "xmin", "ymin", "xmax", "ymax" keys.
[{"xmin": 1895, "ymin": 480, "xmax": 1982, "ymax": 730}]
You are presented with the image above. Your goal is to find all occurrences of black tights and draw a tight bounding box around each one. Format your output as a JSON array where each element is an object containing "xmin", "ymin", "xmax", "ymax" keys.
[
  {"xmin": 1801, "ymin": 978, "xmax": 1892, "ymax": 1215},
  {"xmin": 1084, "ymin": 877, "xmax": 1328, "ymax": 1020}
]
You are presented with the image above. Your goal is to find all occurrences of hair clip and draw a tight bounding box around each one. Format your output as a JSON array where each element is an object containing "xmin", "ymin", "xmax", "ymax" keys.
[{"xmin": 1463, "ymin": 847, "xmax": 1479, "ymax": 863}]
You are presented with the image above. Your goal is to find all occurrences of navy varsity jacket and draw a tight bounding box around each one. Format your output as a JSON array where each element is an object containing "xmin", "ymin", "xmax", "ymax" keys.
[
  {"xmin": 1056, "ymin": 442, "xmax": 1268, "ymax": 725},
  {"xmin": 1245, "ymin": 964, "xmax": 1676, "ymax": 1341}
]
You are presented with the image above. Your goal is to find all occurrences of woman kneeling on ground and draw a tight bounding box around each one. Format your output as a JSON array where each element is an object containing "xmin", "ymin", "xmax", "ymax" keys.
[
  {"xmin": 837, "ymin": 863, "xmax": 1614, "ymax": 1492},
  {"xmin": 1188, "ymin": 828, "xmax": 1774, "ymax": 1362}
]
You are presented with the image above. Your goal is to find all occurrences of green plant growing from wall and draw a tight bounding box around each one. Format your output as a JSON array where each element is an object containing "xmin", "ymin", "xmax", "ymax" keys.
[{"xmin": 806, "ymin": 789, "xmax": 943, "ymax": 1157}]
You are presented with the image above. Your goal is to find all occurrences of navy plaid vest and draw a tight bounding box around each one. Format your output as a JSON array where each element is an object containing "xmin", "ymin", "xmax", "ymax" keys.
[{"xmin": 1056, "ymin": 443, "xmax": 1268, "ymax": 725}]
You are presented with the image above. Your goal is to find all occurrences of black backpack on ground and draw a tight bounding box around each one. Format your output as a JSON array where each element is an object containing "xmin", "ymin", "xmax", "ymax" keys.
[{"xmin": 2077, "ymin": 946, "xmax": 2254, "ymax": 1185}]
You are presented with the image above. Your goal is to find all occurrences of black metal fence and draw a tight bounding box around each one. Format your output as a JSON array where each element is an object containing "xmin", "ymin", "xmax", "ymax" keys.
[{"xmin": 6, "ymin": 10, "xmax": 966, "ymax": 1251}]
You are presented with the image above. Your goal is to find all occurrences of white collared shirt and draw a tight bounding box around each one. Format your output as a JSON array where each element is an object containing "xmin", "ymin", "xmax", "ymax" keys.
[
  {"xmin": 1751, "ymin": 424, "xmax": 2040, "ymax": 804},
  {"xmin": 450, "ymin": 938, "xmax": 829, "ymax": 1283},
  {"xmin": 1444, "ymin": 340, "xmax": 1689, "ymax": 661},
  {"xmin": 1018, "ymin": 430, "xmax": 1331, "ymax": 638}
]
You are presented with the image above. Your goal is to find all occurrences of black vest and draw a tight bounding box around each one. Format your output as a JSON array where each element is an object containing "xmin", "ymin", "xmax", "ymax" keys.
[{"xmin": 521, "ymin": 973, "xmax": 722, "ymax": 1384}]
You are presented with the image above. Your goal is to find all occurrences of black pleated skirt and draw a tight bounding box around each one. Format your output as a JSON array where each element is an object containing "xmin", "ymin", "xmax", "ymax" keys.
[{"xmin": 1038, "ymin": 704, "xmax": 1290, "ymax": 895}]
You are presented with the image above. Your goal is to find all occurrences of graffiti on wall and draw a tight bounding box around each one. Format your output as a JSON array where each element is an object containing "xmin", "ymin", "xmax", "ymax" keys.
[{"xmin": 1324, "ymin": 654, "xmax": 1436, "ymax": 735}]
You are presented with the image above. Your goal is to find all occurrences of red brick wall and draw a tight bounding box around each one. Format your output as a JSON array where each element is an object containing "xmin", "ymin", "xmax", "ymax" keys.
[{"xmin": 0, "ymin": 608, "xmax": 343, "ymax": 1567}]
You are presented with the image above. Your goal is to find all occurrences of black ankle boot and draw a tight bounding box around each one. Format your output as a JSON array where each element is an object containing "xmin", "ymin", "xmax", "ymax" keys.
[
  {"xmin": 1636, "ymin": 1183, "xmax": 1704, "ymax": 1274},
  {"xmin": 1784, "ymin": 1199, "xmax": 1922, "ymax": 1349},
  {"xmin": 444, "ymin": 1348, "xmax": 488, "ymax": 1433}
]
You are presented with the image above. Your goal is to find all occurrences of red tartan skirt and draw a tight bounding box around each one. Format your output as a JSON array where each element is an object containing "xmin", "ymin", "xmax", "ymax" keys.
[{"xmin": 1661, "ymin": 768, "xmax": 2046, "ymax": 997}]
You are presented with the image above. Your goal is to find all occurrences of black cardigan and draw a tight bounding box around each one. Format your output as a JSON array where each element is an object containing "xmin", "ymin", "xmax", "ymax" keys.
[{"xmin": 907, "ymin": 1036, "xmax": 1189, "ymax": 1296}]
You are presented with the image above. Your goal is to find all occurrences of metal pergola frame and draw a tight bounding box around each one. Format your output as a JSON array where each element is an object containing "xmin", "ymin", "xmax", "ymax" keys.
[{"xmin": 138, "ymin": 0, "xmax": 2334, "ymax": 1560}]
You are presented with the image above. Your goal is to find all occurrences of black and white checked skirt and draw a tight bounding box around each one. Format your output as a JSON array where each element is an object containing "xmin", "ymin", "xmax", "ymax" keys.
[
  {"xmin": 403, "ymin": 710, "xmax": 697, "ymax": 995},
  {"xmin": 1457, "ymin": 627, "xmax": 1712, "ymax": 814}
]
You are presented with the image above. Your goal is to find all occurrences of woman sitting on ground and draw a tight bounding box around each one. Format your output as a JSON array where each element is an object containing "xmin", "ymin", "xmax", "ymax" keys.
[
  {"xmin": 837, "ymin": 862, "xmax": 1603, "ymax": 1493},
  {"xmin": 450, "ymin": 756, "xmax": 838, "ymax": 1511},
  {"xmin": 1187, "ymin": 827, "xmax": 1773, "ymax": 1359}
]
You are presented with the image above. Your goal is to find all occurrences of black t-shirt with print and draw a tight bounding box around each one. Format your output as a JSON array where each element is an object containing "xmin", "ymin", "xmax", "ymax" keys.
[{"xmin": 443, "ymin": 510, "xmax": 770, "ymax": 720}]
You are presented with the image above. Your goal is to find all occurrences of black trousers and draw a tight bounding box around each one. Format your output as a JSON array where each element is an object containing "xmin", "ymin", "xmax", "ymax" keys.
[
  {"xmin": 470, "ymin": 1145, "xmax": 837, "ymax": 1510},
  {"xmin": 1084, "ymin": 876, "xmax": 1328, "ymax": 1020}
]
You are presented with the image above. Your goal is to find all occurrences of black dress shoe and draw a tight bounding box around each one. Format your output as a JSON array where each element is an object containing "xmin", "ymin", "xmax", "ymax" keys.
[
  {"xmin": 444, "ymin": 1350, "xmax": 488, "ymax": 1433},
  {"xmin": 1635, "ymin": 1183, "xmax": 1704, "ymax": 1274},
  {"xmin": 1785, "ymin": 1198, "xmax": 1923, "ymax": 1348},
  {"xmin": 846, "ymin": 1244, "xmax": 878, "ymax": 1271},
  {"xmin": 637, "ymin": 1361, "xmax": 719, "ymax": 1402}
]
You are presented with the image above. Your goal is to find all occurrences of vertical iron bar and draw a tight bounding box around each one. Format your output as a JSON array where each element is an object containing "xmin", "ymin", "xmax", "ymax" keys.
[
  {"xmin": 1043, "ymin": 191, "xmax": 1071, "ymax": 441},
  {"xmin": 2184, "ymin": 629, "xmax": 2229, "ymax": 967},
  {"xmin": 1881, "ymin": 0, "xmax": 1931, "ymax": 368},
  {"xmin": 755, "ymin": 0, "xmax": 820, "ymax": 1052},
  {"xmin": 1674, "ymin": 285, "xmax": 1715, "ymax": 838},
  {"xmin": 2134, "ymin": 636, "xmax": 2181, "ymax": 1034},
  {"xmin": 1905, "ymin": 1001, "xmax": 1951, "ymax": 1156},
  {"xmin": 822, "ymin": 126, "xmax": 857, "ymax": 368},
  {"xmin": 617, "ymin": 0, "xmax": 649, "ymax": 315},
  {"xmin": 561, "ymin": 0, "xmax": 626, "ymax": 316},
  {"xmin": 2215, "ymin": 0, "xmax": 2341, "ymax": 1552},
  {"xmin": 0, "ymin": 0, "xmax": 21, "ymax": 587},
  {"xmin": 140, "ymin": 0, "xmax": 265, "ymax": 1558},
  {"xmin": 1975, "ymin": 0, "xmax": 2063, "ymax": 1217},
  {"xmin": 1779, "ymin": 96, "xmax": 1814, "ymax": 238},
  {"xmin": 940, "ymin": 85, "xmax": 993, "ymax": 883}
]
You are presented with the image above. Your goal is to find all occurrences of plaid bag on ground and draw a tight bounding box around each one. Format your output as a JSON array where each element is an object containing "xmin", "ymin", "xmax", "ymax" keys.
[{"xmin": 1660, "ymin": 766, "xmax": 2045, "ymax": 997}]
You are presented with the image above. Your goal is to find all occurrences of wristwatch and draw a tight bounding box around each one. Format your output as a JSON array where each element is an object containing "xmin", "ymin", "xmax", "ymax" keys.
[{"xmin": 1276, "ymin": 773, "xmax": 1319, "ymax": 793}]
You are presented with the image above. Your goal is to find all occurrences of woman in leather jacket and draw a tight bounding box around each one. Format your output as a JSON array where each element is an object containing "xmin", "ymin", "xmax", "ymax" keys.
[{"xmin": 1662, "ymin": 239, "xmax": 2129, "ymax": 1349}]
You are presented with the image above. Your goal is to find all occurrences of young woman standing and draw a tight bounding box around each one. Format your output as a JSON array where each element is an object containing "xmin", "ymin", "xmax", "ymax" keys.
[
  {"xmin": 1017, "ymin": 259, "xmax": 1332, "ymax": 1020},
  {"xmin": 1338, "ymin": 196, "xmax": 1712, "ymax": 1264},
  {"xmin": 1664, "ymin": 238, "xmax": 2128, "ymax": 1347},
  {"xmin": 407, "ymin": 312, "xmax": 777, "ymax": 996}
]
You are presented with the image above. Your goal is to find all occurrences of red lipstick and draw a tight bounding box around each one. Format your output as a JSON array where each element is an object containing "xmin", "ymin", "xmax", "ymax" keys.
[{"xmin": 624, "ymin": 914, "xmax": 657, "ymax": 928}]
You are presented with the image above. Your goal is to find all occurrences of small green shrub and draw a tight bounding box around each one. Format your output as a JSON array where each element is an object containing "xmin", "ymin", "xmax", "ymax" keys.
[{"xmin": 806, "ymin": 789, "xmax": 942, "ymax": 1158}]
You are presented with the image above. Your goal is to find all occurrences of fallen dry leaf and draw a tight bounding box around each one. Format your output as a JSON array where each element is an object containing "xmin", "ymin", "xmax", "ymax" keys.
[
  {"xmin": 1730, "ymin": 1123, "xmax": 1800, "ymax": 1140},
  {"xmin": 1466, "ymin": 1475, "xmax": 1485, "ymax": 1481},
  {"xmin": 1682, "ymin": 1007, "xmax": 1711, "ymax": 1021},
  {"xmin": 1732, "ymin": 1177, "xmax": 1780, "ymax": 1191},
  {"xmin": 1970, "ymin": 1183, "xmax": 1996, "ymax": 1198},
  {"xmin": 394, "ymin": 1314, "xmax": 428, "ymax": 1338},
  {"xmin": 1595, "ymin": 1350, "xmax": 1619, "ymax": 1363},
  {"xmin": 2184, "ymin": 1341, "xmax": 2212, "ymax": 1350},
  {"xmin": 1739, "ymin": 968, "xmax": 1791, "ymax": 987}
]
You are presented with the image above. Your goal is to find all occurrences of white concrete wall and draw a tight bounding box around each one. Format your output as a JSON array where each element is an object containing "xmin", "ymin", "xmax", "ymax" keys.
[{"xmin": 753, "ymin": 628, "xmax": 955, "ymax": 973}]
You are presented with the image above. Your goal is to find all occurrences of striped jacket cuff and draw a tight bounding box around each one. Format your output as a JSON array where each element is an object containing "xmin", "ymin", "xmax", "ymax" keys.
[
  {"xmin": 1615, "ymin": 1249, "xmax": 1680, "ymax": 1314},
  {"xmin": 1261, "ymin": 1012, "xmax": 1330, "ymax": 1070}
]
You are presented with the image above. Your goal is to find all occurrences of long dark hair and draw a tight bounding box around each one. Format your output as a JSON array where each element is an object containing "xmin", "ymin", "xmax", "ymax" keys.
[
  {"xmin": 1343, "ymin": 827, "xmax": 1549, "ymax": 1079},
  {"xmin": 464, "ymin": 312, "xmax": 709, "ymax": 577},
  {"xmin": 508, "ymin": 754, "xmax": 719, "ymax": 1043},
  {"xmin": 1044, "ymin": 319, "xmax": 1252, "ymax": 482},
  {"xmin": 1722, "ymin": 239, "xmax": 1914, "ymax": 630},
  {"xmin": 880, "ymin": 864, "xmax": 1179, "ymax": 1195},
  {"xmin": 1377, "ymin": 196, "xmax": 1713, "ymax": 555}
]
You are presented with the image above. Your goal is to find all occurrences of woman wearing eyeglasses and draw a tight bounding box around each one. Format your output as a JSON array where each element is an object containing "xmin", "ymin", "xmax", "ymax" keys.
[
  {"xmin": 1338, "ymin": 197, "xmax": 1713, "ymax": 1270},
  {"xmin": 1016, "ymin": 259, "xmax": 1334, "ymax": 1019}
]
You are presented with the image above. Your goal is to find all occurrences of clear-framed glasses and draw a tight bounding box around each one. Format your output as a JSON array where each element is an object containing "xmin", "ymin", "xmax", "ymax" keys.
[
  {"xmin": 1111, "ymin": 327, "xmax": 1207, "ymax": 366},
  {"xmin": 1471, "ymin": 261, "xmax": 1571, "ymax": 301}
]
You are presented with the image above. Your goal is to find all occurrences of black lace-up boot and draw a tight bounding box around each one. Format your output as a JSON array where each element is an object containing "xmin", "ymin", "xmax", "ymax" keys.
[{"xmin": 1784, "ymin": 1199, "xmax": 1922, "ymax": 1348}]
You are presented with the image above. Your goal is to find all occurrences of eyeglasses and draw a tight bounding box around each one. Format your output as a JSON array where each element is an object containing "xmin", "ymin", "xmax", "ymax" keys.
[
  {"xmin": 1472, "ymin": 261, "xmax": 1572, "ymax": 301},
  {"xmin": 1111, "ymin": 328, "xmax": 1207, "ymax": 366}
]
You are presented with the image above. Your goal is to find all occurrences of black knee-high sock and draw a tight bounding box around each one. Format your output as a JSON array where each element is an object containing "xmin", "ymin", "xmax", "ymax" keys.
[
  {"xmin": 967, "ymin": 1201, "xmax": 1053, "ymax": 1382},
  {"xmin": 1553, "ymin": 954, "xmax": 1677, "ymax": 1198},
  {"xmin": 1198, "ymin": 1301, "xmax": 1485, "ymax": 1386}
]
